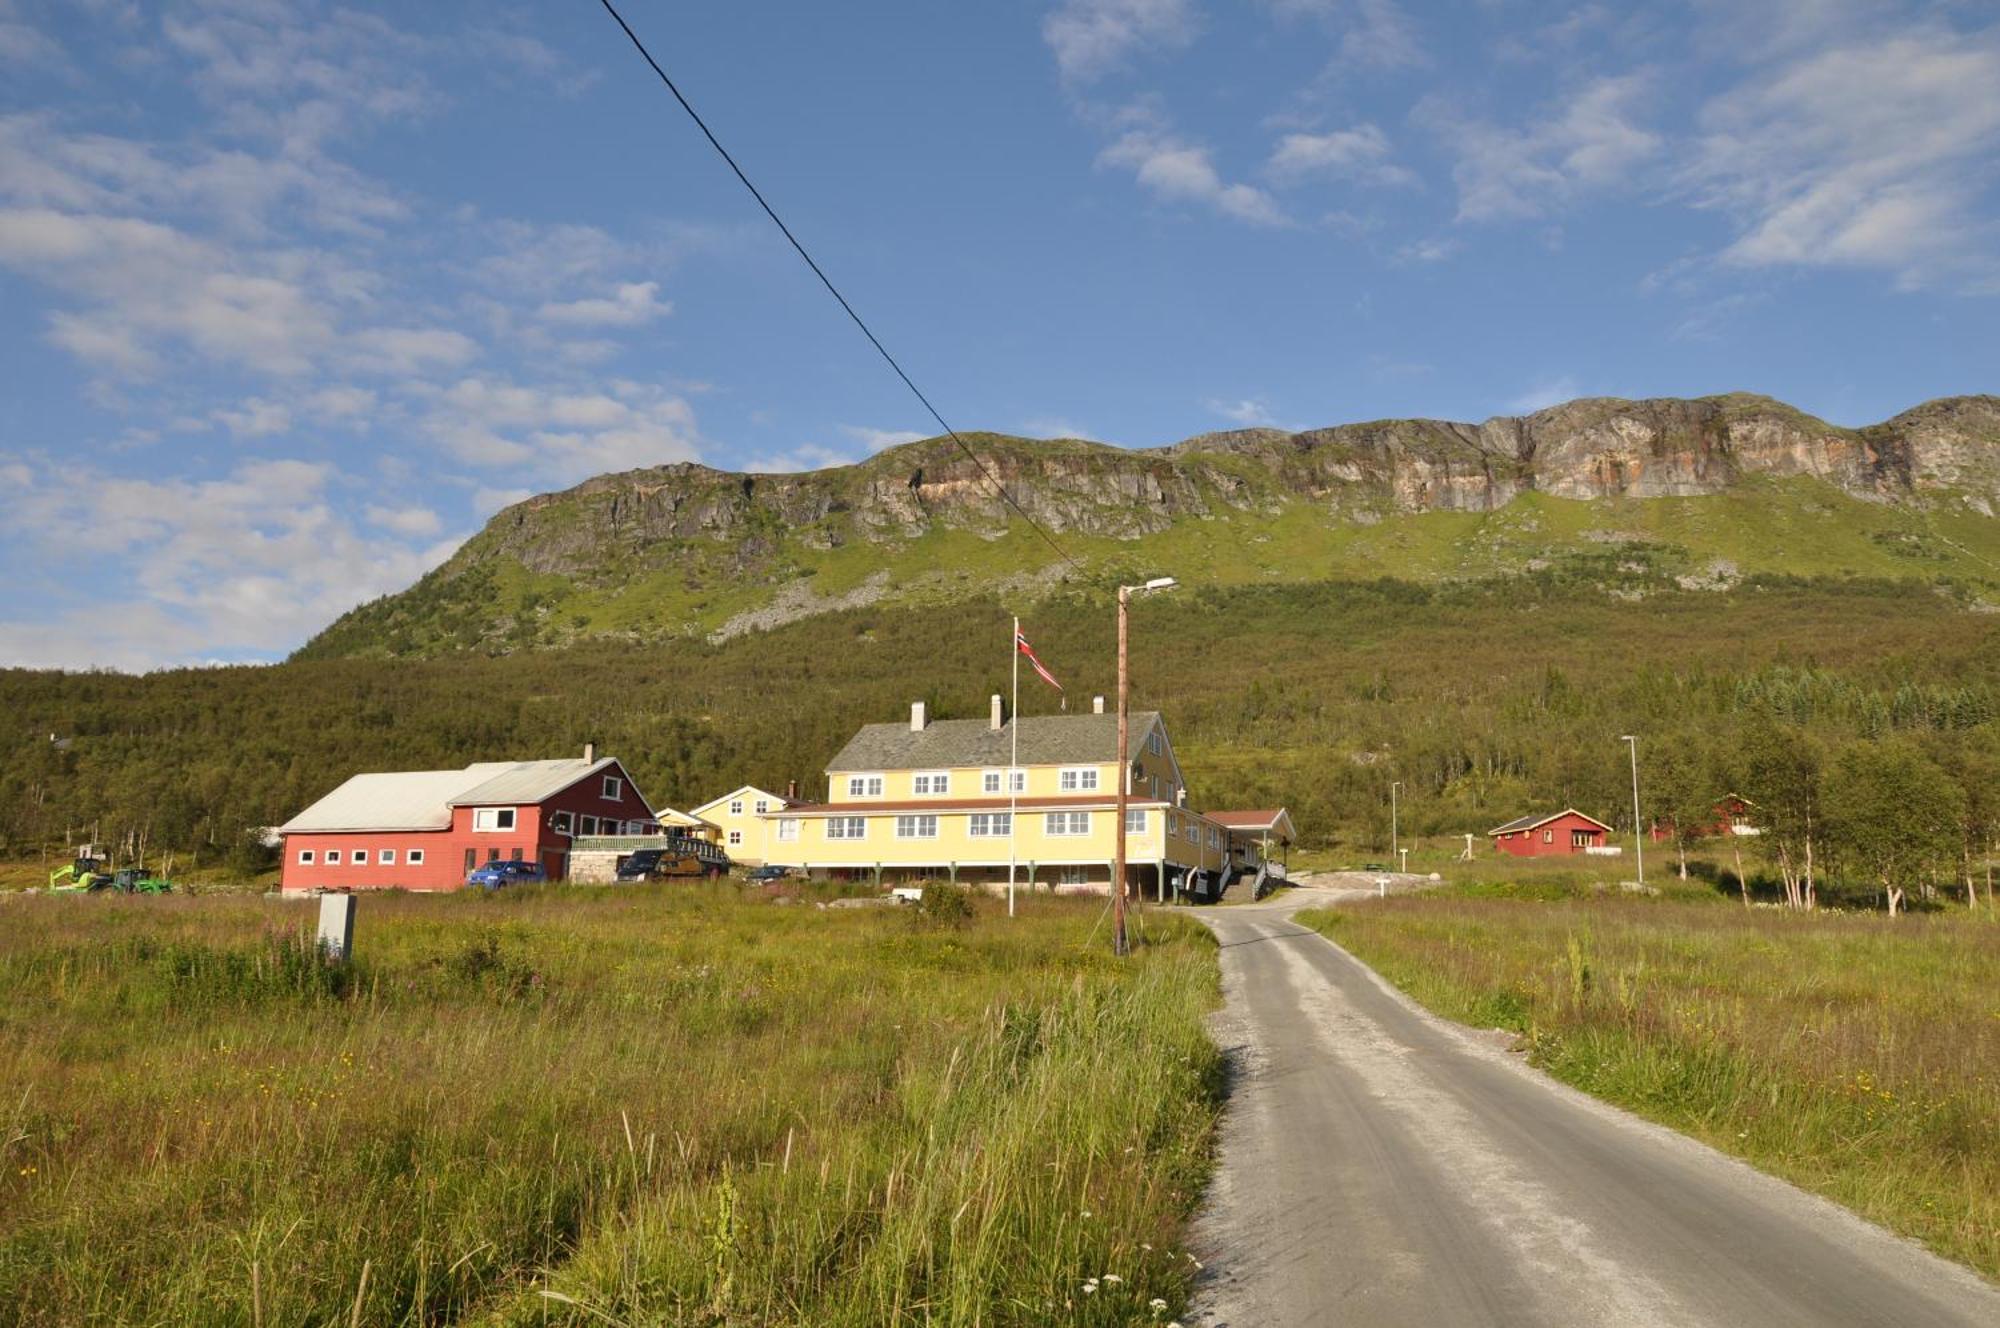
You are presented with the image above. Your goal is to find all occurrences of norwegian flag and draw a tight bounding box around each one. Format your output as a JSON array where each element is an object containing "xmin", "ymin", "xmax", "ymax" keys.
[{"xmin": 1015, "ymin": 628, "xmax": 1063, "ymax": 693}]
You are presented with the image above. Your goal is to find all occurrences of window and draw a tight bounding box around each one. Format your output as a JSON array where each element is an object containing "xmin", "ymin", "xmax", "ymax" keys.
[
  {"xmin": 827, "ymin": 816, "xmax": 866, "ymax": 840},
  {"xmin": 896, "ymin": 814, "xmax": 939, "ymax": 839},
  {"xmin": 488, "ymin": 848, "xmax": 501, "ymax": 862},
  {"xmin": 754, "ymin": 798, "xmax": 769, "ymax": 814},
  {"xmin": 1209, "ymin": 828, "xmax": 1221, "ymax": 849},
  {"xmin": 775, "ymin": 819, "xmax": 799, "ymax": 842},
  {"xmin": 1058, "ymin": 866, "xmax": 1089, "ymax": 886},
  {"xmin": 728, "ymin": 829, "xmax": 743, "ymax": 846},
  {"xmin": 1059, "ymin": 767, "xmax": 1099, "ymax": 792},
  {"xmin": 297, "ymin": 849, "xmax": 315, "ymax": 865},
  {"xmin": 1148, "ymin": 730, "xmax": 1163, "ymax": 755},
  {"xmin": 464, "ymin": 848, "xmax": 476, "ymax": 874},
  {"xmin": 1045, "ymin": 811, "xmax": 1090, "ymax": 837},
  {"xmin": 1125, "ymin": 809, "xmax": 1147, "ymax": 834},
  {"xmin": 510, "ymin": 847, "xmax": 524, "ymax": 861},
  {"xmin": 729, "ymin": 799, "xmax": 743, "ymax": 816},
  {"xmin": 1543, "ymin": 829, "xmax": 1554, "ymax": 844},
  {"xmin": 602, "ymin": 776, "xmax": 622, "ymax": 801},
  {"xmin": 408, "ymin": 849, "xmax": 425, "ymax": 866},
  {"xmin": 552, "ymin": 811, "xmax": 573, "ymax": 834},
  {"xmin": 325, "ymin": 849, "xmax": 342, "ymax": 865},
  {"xmin": 981, "ymin": 769, "xmax": 1026, "ymax": 794},
  {"xmin": 379, "ymin": 849, "xmax": 395, "ymax": 865},
  {"xmin": 473, "ymin": 808, "xmax": 516, "ymax": 832},
  {"xmin": 846, "ymin": 775, "xmax": 884, "ymax": 798},
  {"xmin": 913, "ymin": 772, "xmax": 949, "ymax": 796},
  {"xmin": 969, "ymin": 812, "xmax": 1011, "ymax": 837}
]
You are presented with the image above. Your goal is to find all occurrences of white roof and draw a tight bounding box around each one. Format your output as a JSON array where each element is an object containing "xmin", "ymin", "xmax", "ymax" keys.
[{"xmin": 280, "ymin": 758, "xmax": 616, "ymax": 833}]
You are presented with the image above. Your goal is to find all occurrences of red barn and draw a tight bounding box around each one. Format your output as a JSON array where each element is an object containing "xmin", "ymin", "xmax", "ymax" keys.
[
  {"xmin": 278, "ymin": 751, "xmax": 658, "ymax": 892},
  {"xmin": 1488, "ymin": 808, "xmax": 1614, "ymax": 857}
]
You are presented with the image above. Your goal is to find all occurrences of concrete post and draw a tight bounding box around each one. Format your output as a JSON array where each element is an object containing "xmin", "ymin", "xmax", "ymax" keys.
[{"xmin": 317, "ymin": 893, "xmax": 355, "ymax": 963}]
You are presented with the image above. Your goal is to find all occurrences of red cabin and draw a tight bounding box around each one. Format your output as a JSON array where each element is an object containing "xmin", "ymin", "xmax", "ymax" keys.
[
  {"xmin": 278, "ymin": 751, "xmax": 658, "ymax": 892},
  {"xmin": 1487, "ymin": 808, "xmax": 1615, "ymax": 857}
]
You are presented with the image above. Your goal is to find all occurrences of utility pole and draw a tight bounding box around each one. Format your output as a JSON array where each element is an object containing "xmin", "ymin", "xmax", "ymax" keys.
[
  {"xmin": 1390, "ymin": 780, "xmax": 1403, "ymax": 861},
  {"xmin": 1622, "ymin": 734, "xmax": 1644, "ymax": 887},
  {"xmin": 1113, "ymin": 577, "xmax": 1176, "ymax": 957}
]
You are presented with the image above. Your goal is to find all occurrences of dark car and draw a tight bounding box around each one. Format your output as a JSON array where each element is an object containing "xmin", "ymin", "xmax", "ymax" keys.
[
  {"xmin": 467, "ymin": 860, "xmax": 547, "ymax": 890},
  {"xmin": 615, "ymin": 848, "xmax": 672, "ymax": 882},
  {"xmin": 745, "ymin": 864, "xmax": 792, "ymax": 883}
]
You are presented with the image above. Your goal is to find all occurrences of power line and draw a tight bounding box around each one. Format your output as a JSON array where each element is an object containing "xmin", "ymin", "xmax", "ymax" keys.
[{"xmin": 592, "ymin": 0, "xmax": 1084, "ymax": 576}]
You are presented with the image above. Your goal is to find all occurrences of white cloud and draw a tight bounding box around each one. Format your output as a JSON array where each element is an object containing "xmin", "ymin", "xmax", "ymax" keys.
[
  {"xmin": 537, "ymin": 281, "xmax": 671, "ymax": 327},
  {"xmin": 1023, "ymin": 417, "xmax": 1098, "ymax": 440},
  {"xmin": 1265, "ymin": 123, "xmax": 1414, "ymax": 186},
  {"xmin": 1043, "ymin": 0, "xmax": 1197, "ymax": 82},
  {"xmin": 1101, "ymin": 124, "xmax": 1289, "ymax": 226},
  {"xmin": 419, "ymin": 377, "xmax": 702, "ymax": 483},
  {"xmin": 471, "ymin": 485, "xmax": 534, "ymax": 516},
  {"xmin": 839, "ymin": 425, "xmax": 926, "ymax": 452},
  {"xmin": 1683, "ymin": 29, "xmax": 2000, "ymax": 290},
  {"xmin": 1338, "ymin": 0, "xmax": 1426, "ymax": 70},
  {"xmin": 304, "ymin": 385, "xmax": 377, "ymax": 421},
  {"xmin": 213, "ymin": 397, "xmax": 291, "ymax": 438},
  {"xmin": 365, "ymin": 503, "xmax": 443, "ymax": 536},
  {"xmin": 1394, "ymin": 235, "xmax": 1459, "ymax": 263},
  {"xmin": 741, "ymin": 442, "xmax": 859, "ymax": 475},
  {"xmin": 0, "ymin": 456, "xmax": 462, "ymax": 669},
  {"xmin": 1206, "ymin": 397, "xmax": 1280, "ymax": 427},
  {"xmin": 1422, "ymin": 74, "xmax": 1662, "ymax": 222},
  {"xmin": 342, "ymin": 326, "xmax": 481, "ymax": 375},
  {"xmin": 1504, "ymin": 377, "xmax": 1582, "ymax": 414}
]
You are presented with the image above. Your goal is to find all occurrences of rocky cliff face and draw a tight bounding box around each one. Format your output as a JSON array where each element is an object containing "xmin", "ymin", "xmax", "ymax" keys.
[
  {"xmin": 303, "ymin": 393, "xmax": 2000, "ymax": 658},
  {"xmin": 473, "ymin": 393, "xmax": 2000, "ymax": 578}
]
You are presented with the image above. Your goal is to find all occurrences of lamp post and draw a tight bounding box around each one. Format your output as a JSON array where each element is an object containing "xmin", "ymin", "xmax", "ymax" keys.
[
  {"xmin": 1390, "ymin": 780, "xmax": 1403, "ymax": 862},
  {"xmin": 1621, "ymin": 734, "xmax": 1644, "ymax": 887},
  {"xmin": 1113, "ymin": 576, "xmax": 1177, "ymax": 957}
]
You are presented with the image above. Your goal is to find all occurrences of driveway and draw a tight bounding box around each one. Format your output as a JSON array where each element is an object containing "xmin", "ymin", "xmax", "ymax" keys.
[{"xmin": 1184, "ymin": 887, "xmax": 2000, "ymax": 1327}]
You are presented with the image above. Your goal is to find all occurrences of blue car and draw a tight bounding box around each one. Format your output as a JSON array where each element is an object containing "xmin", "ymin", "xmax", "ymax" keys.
[{"xmin": 467, "ymin": 860, "xmax": 547, "ymax": 890}]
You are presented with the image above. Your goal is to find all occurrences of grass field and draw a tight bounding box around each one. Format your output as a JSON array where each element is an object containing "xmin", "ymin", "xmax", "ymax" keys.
[
  {"xmin": 0, "ymin": 886, "xmax": 1221, "ymax": 1326},
  {"xmin": 1298, "ymin": 890, "xmax": 2000, "ymax": 1279}
]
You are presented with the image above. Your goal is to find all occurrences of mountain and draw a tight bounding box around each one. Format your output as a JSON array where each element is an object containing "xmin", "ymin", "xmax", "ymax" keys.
[{"xmin": 300, "ymin": 393, "xmax": 2000, "ymax": 660}]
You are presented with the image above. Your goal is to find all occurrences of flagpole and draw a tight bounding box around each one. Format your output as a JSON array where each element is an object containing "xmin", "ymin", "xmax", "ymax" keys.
[{"xmin": 1009, "ymin": 614, "xmax": 1019, "ymax": 919}]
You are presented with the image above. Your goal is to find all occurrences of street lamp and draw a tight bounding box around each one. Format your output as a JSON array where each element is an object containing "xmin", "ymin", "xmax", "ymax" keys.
[
  {"xmin": 1113, "ymin": 577, "xmax": 1177, "ymax": 956},
  {"xmin": 1621, "ymin": 734, "xmax": 1644, "ymax": 887},
  {"xmin": 1390, "ymin": 780, "xmax": 1403, "ymax": 862}
]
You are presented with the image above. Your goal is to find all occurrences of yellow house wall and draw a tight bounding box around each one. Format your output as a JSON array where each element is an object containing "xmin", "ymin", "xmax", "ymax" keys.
[
  {"xmin": 693, "ymin": 787, "xmax": 787, "ymax": 864},
  {"xmin": 774, "ymin": 804, "xmax": 1228, "ymax": 872}
]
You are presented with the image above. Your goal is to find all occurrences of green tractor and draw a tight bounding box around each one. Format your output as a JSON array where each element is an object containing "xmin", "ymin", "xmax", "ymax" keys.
[{"xmin": 48, "ymin": 856, "xmax": 172, "ymax": 894}]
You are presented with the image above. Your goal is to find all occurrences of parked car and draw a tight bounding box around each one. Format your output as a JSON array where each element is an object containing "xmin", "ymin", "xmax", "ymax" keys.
[
  {"xmin": 467, "ymin": 860, "xmax": 547, "ymax": 890},
  {"xmin": 745, "ymin": 864, "xmax": 792, "ymax": 883}
]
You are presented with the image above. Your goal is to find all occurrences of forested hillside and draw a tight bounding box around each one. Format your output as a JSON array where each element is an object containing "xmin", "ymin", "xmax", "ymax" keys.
[{"xmin": 9, "ymin": 577, "xmax": 2000, "ymax": 906}]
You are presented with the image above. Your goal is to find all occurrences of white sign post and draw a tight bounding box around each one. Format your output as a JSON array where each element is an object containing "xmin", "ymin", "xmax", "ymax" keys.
[{"xmin": 317, "ymin": 893, "xmax": 356, "ymax": 964}]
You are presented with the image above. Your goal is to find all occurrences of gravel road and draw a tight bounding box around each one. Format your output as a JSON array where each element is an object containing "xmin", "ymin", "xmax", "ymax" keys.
[{"xmin": 1184, "ymin": 888, "xmax": 2000, "ymax": 1327}]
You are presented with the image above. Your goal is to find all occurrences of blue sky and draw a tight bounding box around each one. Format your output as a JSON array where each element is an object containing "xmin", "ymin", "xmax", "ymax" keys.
[{"xmin": 1, "ymin": 0, "xmax": 1997, "ymax": 669}]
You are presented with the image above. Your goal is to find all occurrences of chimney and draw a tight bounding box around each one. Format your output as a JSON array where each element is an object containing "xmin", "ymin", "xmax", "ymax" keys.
[
  {"xmin": 910, "ymin": 701, "xmax": 927, "ymax": 732},
  {"xmin": 990, "ymin": 694, "xmax": 1004, "ymax": 731},
  {"xmin": 584, "ymin": 741, "xmax": 596, "ymax": 764},
  {"xmin": 786, "ymin": 779, "xmax": 798, "ymax": 801},
  {"xmin": 1092, "ymin": 696, "xmax": 1105, "ymax": 715}
]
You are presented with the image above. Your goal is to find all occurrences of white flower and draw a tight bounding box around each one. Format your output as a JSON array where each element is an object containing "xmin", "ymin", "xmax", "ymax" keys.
[
  {"xmin": 1103, "ymin": 1274, "xmax": 1123, "ymax": 1285},
  {"xmin": 1150, "ymin": 1298, "xmax": 1169, "ymax": 1314}
]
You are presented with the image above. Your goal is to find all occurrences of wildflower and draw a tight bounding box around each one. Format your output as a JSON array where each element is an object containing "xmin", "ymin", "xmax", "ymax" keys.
[
  {"xmin": 1081, "ymin": 1279, "xmax": 1099, "ymax": 1295},
  {"xmin": 1150, "ymin": 1297, "xmax": 1169, "ymax": 1315},
  {"xmin": 1141, "ymin": 1242, "xmax": 1153, "ymax": 1251}
]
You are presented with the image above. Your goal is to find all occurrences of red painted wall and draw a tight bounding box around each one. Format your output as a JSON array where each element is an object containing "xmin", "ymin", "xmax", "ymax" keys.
[
  {"xmin": 280, "ymin": 761, "xmax": 658, "ymax": 892},
  {"xmin": 1491, "ymin": 812, "xmax": 1608, "ymax": 857}
]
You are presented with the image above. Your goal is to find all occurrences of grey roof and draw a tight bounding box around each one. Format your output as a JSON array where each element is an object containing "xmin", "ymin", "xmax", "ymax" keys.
[
  {"xmin": 1487, "ymin": 808, "xmax": 1611, "ymax": 836},
  {"xmin": 826, "ymin": 711, "xmax": 1161, "ymax": 773},
  {"xmin": 280, "ymin": 758, "xmax": 616, "ymax": 833}
]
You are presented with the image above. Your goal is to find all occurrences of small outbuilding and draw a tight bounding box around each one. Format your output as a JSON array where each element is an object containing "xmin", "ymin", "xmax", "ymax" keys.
[{"xmin": 1487, "ymin": 808, "xmax": 1615, "ymax": 857}]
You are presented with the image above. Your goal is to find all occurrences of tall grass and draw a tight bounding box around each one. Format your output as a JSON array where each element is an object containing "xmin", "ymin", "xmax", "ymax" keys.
[
  {"xmin": 1298, "ymin": 895, "xmax": 2000, "ymax": 1278},
  {"xmin": 0, "ymin": 886, "xmax": 1220, "ymax": 1325}
]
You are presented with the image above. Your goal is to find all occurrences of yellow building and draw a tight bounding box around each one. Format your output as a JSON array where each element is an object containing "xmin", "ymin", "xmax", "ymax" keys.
[
  {"xmin": 653, "ymin": 807, "xmax": 723, "ymax": 844},
  {"xmin": 688, "ymin": 785, "xmax": 794, "ymax": 865},
  {"xmin": 768, "ymin": 698, "xmax": 1272, "ymax": 898}
]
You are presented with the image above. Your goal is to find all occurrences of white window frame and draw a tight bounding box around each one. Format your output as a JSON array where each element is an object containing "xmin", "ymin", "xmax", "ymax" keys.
[
  {"xmin": 1058, "ymin": 865, "xmax": 1089, "ymax": 886},
  {"xmin": 775, "ymin": 818, "xmax": 800, "ymax": 842},
  {"xmin": 969, "ymin": 812, "xmax": 1011, "ymax": 838},
  {"xmin": 846, "ymin": 775, "xmax": 885, "ymax": 799},
  {"xmin": 1058, "ymin": 767, "xmax": 1099, "ymax": 793},
  {"xmin": 1148, "ymin": 730, "xmax": 1163, "ymax": 756},
  {"xmin": 378, "ymin": 849, "xmax": 396, "ymax": 865},
  {"xmin": 1045, "ymin": 811, "xmax": 1090, "ymax": 837},
  {"xmin": 982, "ymin": 768, "xmax": 1026, "ymax": 795},
  {"xmin": 551, "ymin": 811, "xmax": 573, "ymax": 834},
  {"xmin": 728, "ymin": 829, "xmax": 743, "ymax": 846},
  {"xmin": 325, "ymin": 849, "xmax": 342, "ymax": 865},
  {"xmin": 896, "ymin": 814, "xmax": 940, "ymax": 840},
  {"xmin": 407, "ymin": 849, "xmax": 425, "ymax": 866},
  {"xmin": 754, "ymin": 798, "xmax": 769, "ymax": 814},
  {"xmin": 827, "ymin": 816, "xmax": 866, "ymax": 841},
  {"xmin": 912, "ymin": 771, "xmax": 950, "ymax": 796},
  {"xmin": 729, "ymin": 799, "xmax": 744, "ymax": 816},
  {"xmin": 1125, "ymin": 809, "xmax": 1147, "ymax": 834},
  {"xmin": 602, "ymin": 776, "xmax": 622, "ymax": 801},
  {"xmin": 473, "ymin": 807, "xmax": 516, "ymax": 832},
  {"xmin": 297, "ymin": 849, "xmax": 315, "ymax": 865}
]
